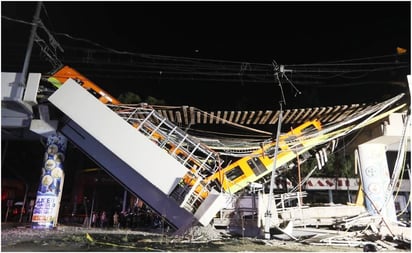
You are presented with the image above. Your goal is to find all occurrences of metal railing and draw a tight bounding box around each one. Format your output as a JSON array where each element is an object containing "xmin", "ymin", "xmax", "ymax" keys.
[{"xmin": 108, "ymin": 104, "xmax": 222, "ymax": 213}]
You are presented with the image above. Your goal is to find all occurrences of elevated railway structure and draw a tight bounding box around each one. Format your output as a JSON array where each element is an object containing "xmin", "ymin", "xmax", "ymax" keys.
[{"xmin": 1, "ymin": 66, "xmax": 410, "ymax": 232}]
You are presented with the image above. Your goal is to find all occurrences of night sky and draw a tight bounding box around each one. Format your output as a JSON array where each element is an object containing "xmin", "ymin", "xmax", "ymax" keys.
[{"xmin": 2, "ymin": 1, "xmax": 411, "ymax": 110}]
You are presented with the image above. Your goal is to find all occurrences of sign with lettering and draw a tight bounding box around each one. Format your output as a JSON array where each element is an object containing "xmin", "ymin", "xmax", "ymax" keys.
[{"xmin": 32, "ymin": 134, "xmax": 67, "ymax": 229}]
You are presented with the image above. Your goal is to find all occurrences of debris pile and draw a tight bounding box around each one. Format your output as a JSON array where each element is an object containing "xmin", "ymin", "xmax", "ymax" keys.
[{"xmin": 172, "ymin": 224, "xmax": 223, "ymax": 242}]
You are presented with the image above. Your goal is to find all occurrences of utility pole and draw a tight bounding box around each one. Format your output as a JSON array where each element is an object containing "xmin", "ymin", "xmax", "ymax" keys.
[
  {"xmin": 263, "ymin": 61, "xmax": 285, "ymax": 239},
  {"xmin": 19, "ymin": 1, "xmax": 42, "ymax": 87},
  {"xmin": 263, "ymin": 102, "xmax": 283, "ymax": 239},
  {"xmin": 263, "ymin": 61, "xmax": 301, "ymax": 240}
]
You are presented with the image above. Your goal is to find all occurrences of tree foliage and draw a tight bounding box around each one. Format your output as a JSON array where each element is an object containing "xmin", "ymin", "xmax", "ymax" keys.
[
  {"xmin": 118, "ymin": 92, "xmax": 142, "ymax": 104},
  {"xmin": 146, "ymin": 96, "xmax": 166, "ymax": 105},
  {"xmin": 118, "ymin": 92, "xmax": 166, "ymax": 105},
  {"xmin": 284, "ymin": 150, "xmax": 357, "ymax": 187},
  {"xmin": 299, "ymin": 151, "xmax": 356, "ymax": 178}
]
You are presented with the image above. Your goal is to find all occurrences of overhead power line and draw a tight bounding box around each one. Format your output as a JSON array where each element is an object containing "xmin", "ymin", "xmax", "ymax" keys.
[{"xmin": 2, "ymin": 14, "xmax": 410, "ymax": 88}]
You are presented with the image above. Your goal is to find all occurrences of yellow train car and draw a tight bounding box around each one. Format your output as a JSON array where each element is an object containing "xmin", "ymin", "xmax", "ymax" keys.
[{"xmin": 203, "ymin": 119, "xmax": 322, "ymax": 195}]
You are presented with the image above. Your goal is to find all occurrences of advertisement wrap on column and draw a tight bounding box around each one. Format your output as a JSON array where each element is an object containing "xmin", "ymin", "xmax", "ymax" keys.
[
  {"xmin": 358, "ymin": 143, "xmax": 397, "ymax": 223},
  {"xmin": 32, "ymin": 134, "xmax": 67, "ymax": 229}
]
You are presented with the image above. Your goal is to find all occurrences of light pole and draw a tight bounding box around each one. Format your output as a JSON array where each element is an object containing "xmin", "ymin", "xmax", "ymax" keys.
[{"xmin": 19, "ymin": 1, "xmax": 42, "ymax": 87}]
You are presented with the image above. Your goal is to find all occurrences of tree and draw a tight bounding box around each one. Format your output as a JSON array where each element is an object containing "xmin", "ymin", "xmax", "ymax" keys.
[
  {"xmin": 118, "ymin": 92, "xmax": 142, "ymax": 104},
  {"xmin": 146, "ymin": 96, "xmax": 166, "ymax": 105},
  {"xmin": 117, "ymin": 92, "xmax": 166, "ymax": 105}
]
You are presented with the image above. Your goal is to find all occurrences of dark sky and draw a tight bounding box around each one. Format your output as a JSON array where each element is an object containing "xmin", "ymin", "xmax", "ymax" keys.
[{"xmin": 2, "ymin": 1, "xmax": 411, "ymax": 110}]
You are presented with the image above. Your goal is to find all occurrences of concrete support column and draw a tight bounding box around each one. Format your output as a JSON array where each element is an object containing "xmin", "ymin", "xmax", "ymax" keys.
[
  {"xmin": 358, "ymin": 143, "xmax": 397, "ymax": 222},
  {"xmin": 328, "ymin": 189, "xmax": 334, "ymax": 204},
  {"xmin": 32, "ymin": 133, "xmax": 68, "ymax": 229}
]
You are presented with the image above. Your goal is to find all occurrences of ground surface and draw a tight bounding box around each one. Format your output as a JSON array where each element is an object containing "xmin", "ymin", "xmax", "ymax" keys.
[{"xmin": 0, "ymin": 223, "xmax": 405, "ymax": 252}]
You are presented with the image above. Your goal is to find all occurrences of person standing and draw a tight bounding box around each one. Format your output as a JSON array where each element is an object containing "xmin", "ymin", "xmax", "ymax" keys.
[
  {"xmin": 91, "ymin": 212, "xmax": 98, "ymax": 227},
  {"xmin": 100, "ymin": 211, "xmax": 107, "ymax": 228},
  {"xmin": 113, "ymin": 211, "xmax": 119, "ymax": 229}
]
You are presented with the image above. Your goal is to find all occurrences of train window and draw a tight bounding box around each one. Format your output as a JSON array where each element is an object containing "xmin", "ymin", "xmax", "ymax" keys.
[
  {"xmin": 285, "ymin": 135, "xmax": 304, "ymax": 152},
  {"xmin": 225, "ymin": 166, "xmax": 244, "ymax": 181},
  {"xmin": 164, "ymin": 143, "xmax": 173, "ymax": 151},
  {"xmin": 264, "ymin": 146, "xmax": 278, "ymax": 158},
  {"xmin": 187, "ymin": 159, "xmax": 198, "ymax": 170},
  {"xmin": 284, "ymin": 136, "xmax": 297, "ymax": 145},
  {"xmin": 301, "ymin": 125, "xmax": 318, "ymax": 134},
  {"xmin": 210, "ymin": 179, "xmax": 222, "ymax": 191},
  {"xmin": 176, "ymin": 153, "xmax": 186, "ymax": 163},
  {"xmin": 86, "ymin": 88, "xmax": 102, "ymax": 99},
  {"xmin": 73, "ymin": 78, "xmax": 84, "ymax": 85},
  {"xmin": 247, "ymin": 157, "xmax": 267, "ymax": 176}
]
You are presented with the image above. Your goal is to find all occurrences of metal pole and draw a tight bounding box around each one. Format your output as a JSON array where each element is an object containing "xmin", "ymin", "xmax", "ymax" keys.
[
  {"xmin": 264, "ymin": 102, "xmax": 283, "ymax": 239},
  {"xmin": 19, "ymin": 183, "xmax": 29, "ymax": 223},
  {"xmin": 20, "ymin": 1, "xmax": 42, "ymax": 87},
  {"xmin": 89, "ymin": 184, "xmax": 96, "ymax": 228},
  {"xmin": 122, "ymin": 189, "xmax": 127, "ymax": 213},
  {"xmin": 83, "ymin": 197, "xmax": 89, "ymax": 227},
  {"xmin": 297, "ymin": 153, "xmax": 302, "ymax": 204}
]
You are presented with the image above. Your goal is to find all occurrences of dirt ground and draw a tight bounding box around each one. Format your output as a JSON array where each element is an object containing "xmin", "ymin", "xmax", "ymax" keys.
[{"xmin": 0, "ymin": 223, "xmax": 407, "ymax": 252}]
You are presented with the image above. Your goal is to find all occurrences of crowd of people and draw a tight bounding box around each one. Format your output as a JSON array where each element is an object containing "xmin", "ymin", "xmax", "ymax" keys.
[{"xmin": 87, "ymin": 205, "xmax": 165, "ymax": 230}]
